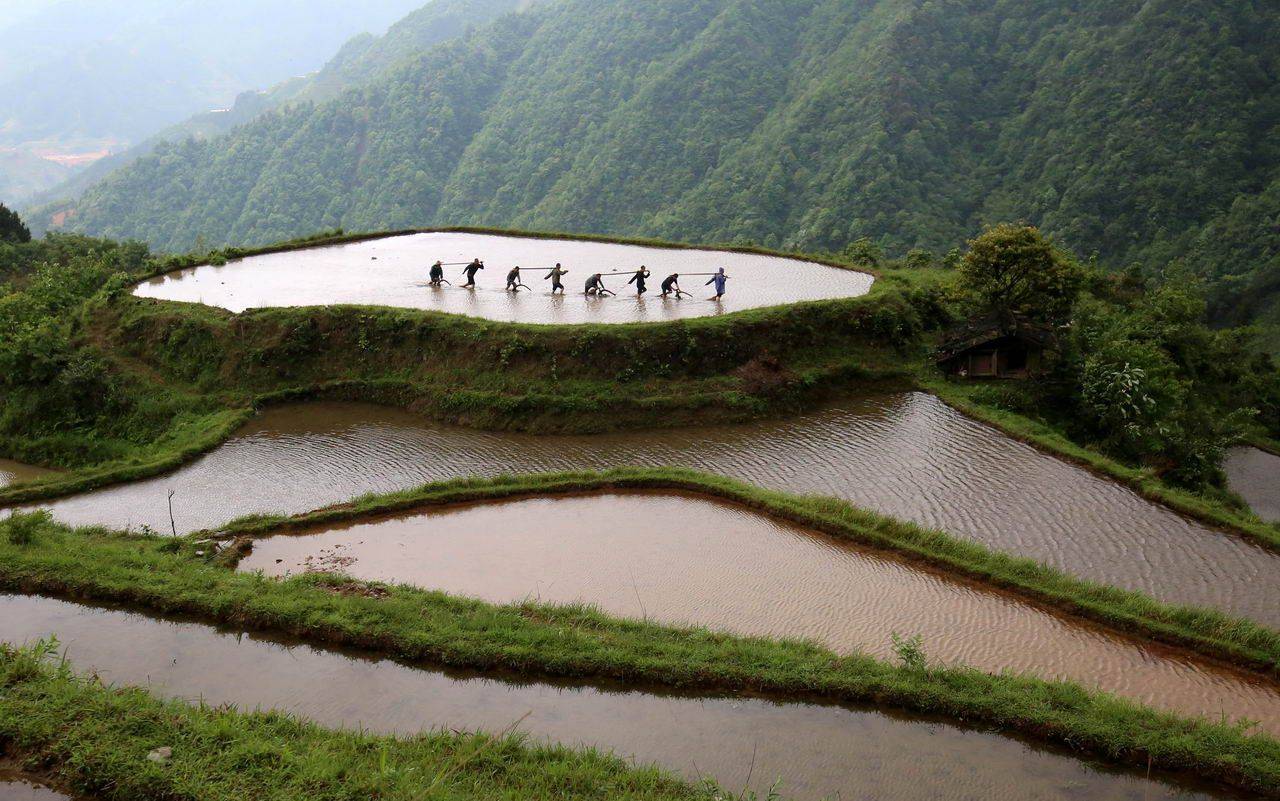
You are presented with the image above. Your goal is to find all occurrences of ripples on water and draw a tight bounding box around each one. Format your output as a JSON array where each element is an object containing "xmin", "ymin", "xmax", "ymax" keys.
[
  {"xmin": 1, "ymin": 594, "xmax": 1242, "ymax": 801},
  {"xmin": 37, "ymin": 393, "xmax": 1280, "ymax": 628},
  {"xmin": 132, "ymin": 232, "xmax": 875, "ymax": 323},
  {"xmin": 238, "ymin": 492, "xmax": 1280, "ymax": 733}
]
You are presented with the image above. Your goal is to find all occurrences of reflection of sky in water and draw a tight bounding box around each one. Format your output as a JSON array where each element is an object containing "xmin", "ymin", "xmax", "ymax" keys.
[{"xmin": 134, "ymin": 231, "xmax": 873, "ymax": 323}]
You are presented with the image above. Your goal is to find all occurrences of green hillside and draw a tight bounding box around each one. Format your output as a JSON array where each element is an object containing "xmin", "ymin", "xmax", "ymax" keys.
[{"xmin": 42, "ymin": 0, "xmax": 1280, "ymax": 315}]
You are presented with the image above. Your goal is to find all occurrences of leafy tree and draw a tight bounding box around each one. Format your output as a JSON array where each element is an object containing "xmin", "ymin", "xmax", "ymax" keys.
[
  {"xmin": 904, "ymin": 249, "xmax": 935, "ymax": 270},
  {"xmin": 0, "ymin": 203, "xmax": 31, "ymax": 244},
  {"xmin": 959, "ymin": 224, "xmax": 1085, "ymax": 322},
  {"xmin": 841, "ymin": 237, "xmax": 883, "ymax": 269}
]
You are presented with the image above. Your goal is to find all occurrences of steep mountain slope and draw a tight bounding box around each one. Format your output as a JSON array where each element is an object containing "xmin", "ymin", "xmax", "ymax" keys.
[{"xmin": 46, "ymin": 0, "xmax": 1280, "ymax": 306}]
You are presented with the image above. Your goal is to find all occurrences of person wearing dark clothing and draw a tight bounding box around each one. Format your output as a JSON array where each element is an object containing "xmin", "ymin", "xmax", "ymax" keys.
[
  {"xmin": 462, "ymin": 259, "xmax": 484, "ymax": 287},
  {"xmin": 660, "ymin": 273, "xmax": 681, "ymax": 297},
  {"xmin": 506, "ymin": 266, "xmax": 522, "ymax": 291},
  {"xmin": 627, "ymin": 265, "xmax": 651, "ymax": 295},
  {"xmin": 545, "ymin": 263, "xmax": 568, "ymax": 293},
  {"xmin": 585, "ymin": 273, "xmax": 607, "ymax": 295},
  {"xmin": 428, "ymin": 261, "xmax": 445, "ymax": 285},
  {"xmin": 705, "ymin": 267, "xmax": 729, "ymax": 299}
]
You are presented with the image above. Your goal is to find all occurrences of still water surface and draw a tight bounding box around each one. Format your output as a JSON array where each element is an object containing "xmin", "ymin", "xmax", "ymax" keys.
[
  {"xmin": 1, "ymin": 594, "xmax": 1245, "ymax": 801},
  {"xmin": 35, "ymin": 394, "xmax": 1280, "ymax": 627},
  {"xmin": 238, "ymin": 491, "xmax": 1280, "ymax": 733},
  {"xmin": 0, "ymin": 771, "xmax": 69, "ymax": 801},
  {"xmin": 1225, "ymin": 446, "xmax": 1280, "ymax": 523},
  {"xmin": 132, "ymin": 232, "xmax": 874, "ymax": 323}
]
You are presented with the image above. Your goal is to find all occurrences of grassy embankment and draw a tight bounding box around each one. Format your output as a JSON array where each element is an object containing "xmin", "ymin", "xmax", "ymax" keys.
[
  {"xmin": 1, "ymin": 506, "xmax": 1278, "ymax": 798},
  {"xmin": 0, "ymin": 643, "xmax": 716, "ymax": 801}
]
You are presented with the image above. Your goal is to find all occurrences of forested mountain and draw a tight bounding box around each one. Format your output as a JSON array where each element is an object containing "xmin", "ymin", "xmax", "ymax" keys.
[
  {"xmin": 18, "ymin": 0, "xmax": 535, "ymax": 211},
  {"xmin": 40, "ymin": 0, "xmax": 1280, "ymax": 333},
  {"xmin": 0, "ymin": 0, "xmax": 428, "ymax": 158}
]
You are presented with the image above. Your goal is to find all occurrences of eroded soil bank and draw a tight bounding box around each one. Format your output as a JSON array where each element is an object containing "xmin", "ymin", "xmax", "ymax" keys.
[
  {"xmin": 2, "ymin": 594, "xmax": 1246, "ymax": 801},
  {"xmin": 236, "ymin": 491, "xmax": 1280, "ymax": 734},
  {"xmin": 36, "ymin": 394, "xmax": 1280, "ymax": 627}
]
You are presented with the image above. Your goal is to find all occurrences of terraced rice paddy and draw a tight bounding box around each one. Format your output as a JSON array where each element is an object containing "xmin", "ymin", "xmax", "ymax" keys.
[
  {"xmin": 2, "ymin": 594, "xmax": 1246, "ymax": 801},
  {"xmin": 37, "ymin": 394, "xmax": 1280, "ymax": 627},
  {"xmin": 132, "ymin": 232, "xmax": 874, "ymax": 323}
]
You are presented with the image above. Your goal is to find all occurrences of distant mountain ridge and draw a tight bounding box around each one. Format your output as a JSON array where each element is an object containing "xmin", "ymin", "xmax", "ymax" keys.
[
  {"xmin": 20, "ymin": 0, "xmax": 534, "ymax": 211},
  {"xmin": 35, "ymin": 0, "xmax": 1280, "ymax": 334}
]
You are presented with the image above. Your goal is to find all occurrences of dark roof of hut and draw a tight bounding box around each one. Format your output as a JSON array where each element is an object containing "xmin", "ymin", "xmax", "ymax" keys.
[{"xmin": 935, "ymin": 313, "xmax": 1059, "ymax": 363}]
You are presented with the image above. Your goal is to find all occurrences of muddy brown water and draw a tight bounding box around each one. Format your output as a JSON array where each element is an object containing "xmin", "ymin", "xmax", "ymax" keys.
[
  {"xmin": 0, "ymin": 594, "xmax": 1249, "ymax": 801},
  {"xmin": 237, "ymin": 491, "xmax": 1280, "ymax": 734},
  {"xmin": 1226, "ymin": 447, "xmax": 1280, "ymax": 523},
  {"xmin": 132, "ymin": 232, "xmax": 874, "ymax": 324},
  {"xmin": 34, "ymin": 394, "xmax": 1280, "ymax": 628},
  {"xmin": 0, "ymin": 459, "xmax": 56, "ymax": 489},
  {"xmin": 0, "ymin": 770, "xmax": 70, "ymax": 801}
]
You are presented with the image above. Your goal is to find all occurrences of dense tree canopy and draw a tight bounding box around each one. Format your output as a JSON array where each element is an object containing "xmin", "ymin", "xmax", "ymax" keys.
[{"xmin": 959, "ymin": 224, "xmax": 1084, "ymax": 323}]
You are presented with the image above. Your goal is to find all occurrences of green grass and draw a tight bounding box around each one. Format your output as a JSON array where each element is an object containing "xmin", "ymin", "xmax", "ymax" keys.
[
  {"xmin": 2, "ymin": 486, "xmax": 1280, "ymax": 798},
  {"xmin": 0, "ymin": 641, "xmax": 722, "ymax": 801}
]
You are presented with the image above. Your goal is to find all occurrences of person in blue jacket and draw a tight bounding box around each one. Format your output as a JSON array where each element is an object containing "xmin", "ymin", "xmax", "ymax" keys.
[{"xmin": 705, "ymin": 267, "xmax": 729, "ymax": 299}]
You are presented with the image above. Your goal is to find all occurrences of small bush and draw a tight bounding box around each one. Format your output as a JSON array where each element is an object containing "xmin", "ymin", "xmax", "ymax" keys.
[
  {"xmin": 4, "ymin": 510, "xmax": 51, "ymax": 546},
  {"xmin": 891, "ymin": 632, "xmax": 928, "ymax": 671}
]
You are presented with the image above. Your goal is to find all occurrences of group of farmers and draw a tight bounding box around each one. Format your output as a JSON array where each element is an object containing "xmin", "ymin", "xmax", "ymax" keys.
[{"xmin": 427, "ymin": 259, "xmax": 730, "ymax": 300}]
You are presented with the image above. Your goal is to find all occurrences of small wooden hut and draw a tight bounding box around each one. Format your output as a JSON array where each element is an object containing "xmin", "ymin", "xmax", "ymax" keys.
[{"xmin": 935, "ymin": 314, "xmax": 1056, "ymax": 380}]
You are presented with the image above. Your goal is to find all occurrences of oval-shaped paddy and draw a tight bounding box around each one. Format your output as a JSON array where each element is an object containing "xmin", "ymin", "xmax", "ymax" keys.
[
  {"xmin": 238, "ymin": 491, "xmax": 1280, "ymax": 733},
  {"xmin": 3, "ymin": 594, "xmax": 1245, "ymax": 801},
  {"xmin": 1226, "ymin": 446, "xmax": 1280, "ymax": 523},
  {"xmin": 131, "ymin": 232, "xmax": 874, "ymax": 323},
  {"xmin": 35, "ymin": 394, "xmax": 1280, "ymax": 628}
]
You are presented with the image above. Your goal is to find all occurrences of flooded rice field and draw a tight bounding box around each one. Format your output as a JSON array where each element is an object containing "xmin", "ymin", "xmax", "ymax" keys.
[
  {"xmin": 238, "ymin": 491, "xmax": 1280, "ymax": 732},
  {"xmin": 131, "ymin": 232, "xmax": 874, "ymax": 323},
  {"xmin": 0, "ymin": 771, "xmax": 70, "ymax": 801},
  {"xmin": 0, "ymin": 459, "xmax": 55, "ymax": 489},
  {"xmin": 1226, "ymin": 446, "xmax": 1280, "ymax": 523},
  {"xmin": 34, "ymin": 394, "xmax": 1280, "ymax": 627},
  {"xmin": 1, "ymin": 594, "xmax": 1246, "ymax": 801}
]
